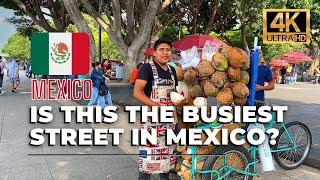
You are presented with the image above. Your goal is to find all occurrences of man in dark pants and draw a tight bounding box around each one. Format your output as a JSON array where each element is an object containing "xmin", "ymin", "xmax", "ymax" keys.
[{"xmin": 280, "ymin": 67, "xmax": 286, "ymax": 84}]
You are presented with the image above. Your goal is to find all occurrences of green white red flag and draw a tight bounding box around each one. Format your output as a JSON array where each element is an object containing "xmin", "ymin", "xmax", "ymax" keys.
[{"xmin": 31, "ymin": 33, "xmax": 90, "ymax": 75}]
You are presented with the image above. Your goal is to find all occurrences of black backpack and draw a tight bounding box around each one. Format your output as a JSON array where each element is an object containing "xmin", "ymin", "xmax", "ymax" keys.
[{"xmin": 98, "ymin": 79, "xmax": 108, "ymax": 96}]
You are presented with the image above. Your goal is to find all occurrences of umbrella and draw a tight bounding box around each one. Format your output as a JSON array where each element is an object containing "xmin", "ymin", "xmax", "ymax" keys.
[
  {"xmin": 282, "ymin": 52, "xmax": 313, "ymax": 64},
  {"xmin": 173, "ymin": 34, "xmax": 228, "ymax": 51},
  {"xmin": 144, "ymin": 47, "xmax": 154, "ymax": 56},
  {"xmin": 269, "ymin": 60, "xmax": 289, "ymax": 67}
]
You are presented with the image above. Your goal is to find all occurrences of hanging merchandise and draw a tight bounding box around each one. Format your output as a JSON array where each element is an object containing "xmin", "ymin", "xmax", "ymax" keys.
[
  {"xmin": 179, "ymin": 46, "xmax": 201, "ymax": 70},
  {"xmin": 201, "ymin": 40, "xmax": 219, "ymax": 62}
]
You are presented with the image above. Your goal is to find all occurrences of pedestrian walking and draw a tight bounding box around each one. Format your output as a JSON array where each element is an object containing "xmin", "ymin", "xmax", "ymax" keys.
[
  {"xmin": 26, "ymin": 61, "xmax": 35, "ymax": 78},
  {"xmin": 0, "ymin": 56, "xmax": 5, "ymax": 95},
  {"xmin": 133, "ymin": 38, "xmax": 182, "ymax": 180},
  {"xmin": 87, "ymin": 62, "xmax": 107, "ymax": 108},
  {"xmin": 115, "ymin": 62, "xmax": 124, "ymax": 81},
  {"xmin": 7, "ymin": 59, "xmax": 20, "ymax": 93},
  {"xmin": 280, "ymin": 67, "xmax": 286, "ymax": 84}
]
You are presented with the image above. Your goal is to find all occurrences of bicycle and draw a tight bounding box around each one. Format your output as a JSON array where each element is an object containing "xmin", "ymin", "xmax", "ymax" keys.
[{"xmin": 177, "ymin": 110, "xmax": 312, "ymax": 180}]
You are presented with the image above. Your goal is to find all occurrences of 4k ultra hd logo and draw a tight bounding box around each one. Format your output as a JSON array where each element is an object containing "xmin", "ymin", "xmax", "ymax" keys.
[{"xmin": 263, "ymin": 9, "xmax": 310, "ymax": 44}]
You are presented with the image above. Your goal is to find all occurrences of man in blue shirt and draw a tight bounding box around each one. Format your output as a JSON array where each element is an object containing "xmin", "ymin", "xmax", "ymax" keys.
[{"xmin": 255, "ymin": 50, "xmax": 274, "ymax": 104}]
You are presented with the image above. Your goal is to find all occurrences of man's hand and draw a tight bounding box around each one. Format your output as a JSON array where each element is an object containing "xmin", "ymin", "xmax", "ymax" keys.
[{"xmin": 256, "ymin": 84, "xmax": 265, "ymax": 91}]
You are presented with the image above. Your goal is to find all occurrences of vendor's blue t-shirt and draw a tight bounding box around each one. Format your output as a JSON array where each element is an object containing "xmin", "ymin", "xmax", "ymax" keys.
[{"xmin": 255, "ymin": 64, "xmax": 273, "ymax": 101}]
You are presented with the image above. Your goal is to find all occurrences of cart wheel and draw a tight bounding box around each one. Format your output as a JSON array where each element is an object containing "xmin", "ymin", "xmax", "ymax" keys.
[
  {"xmin": 202, "ymin": 145, "xmax": 253, "ymax": 180},
  {"xmin": 273, "ymin": 121, "xmax": 312, "ymax": 170}
]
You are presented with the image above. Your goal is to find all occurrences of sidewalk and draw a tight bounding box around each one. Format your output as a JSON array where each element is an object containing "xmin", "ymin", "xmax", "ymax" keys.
[{"xmin": 0, "ymin": 71, "xmax": 138, "ymax": 180}]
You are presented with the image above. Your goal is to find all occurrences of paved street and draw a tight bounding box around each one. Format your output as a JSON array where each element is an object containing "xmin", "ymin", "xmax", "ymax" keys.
[
  {"xmin": 0, "ymin": 71, "xmax": 319, "ymax": 179},
  {"xmin": 266, "ymin": 83, "xmax": 320, "ymax": 168}
]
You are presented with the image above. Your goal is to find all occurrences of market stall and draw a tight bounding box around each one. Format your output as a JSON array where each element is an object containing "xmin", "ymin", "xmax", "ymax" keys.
[{"xmin": 171, "ymin": 35, "xmax": 259, "ymax": 179}]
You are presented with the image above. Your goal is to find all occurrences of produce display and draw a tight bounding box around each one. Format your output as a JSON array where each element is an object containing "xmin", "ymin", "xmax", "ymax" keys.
[
  {"xmin": 175, "ymin": 46, "xmax": 250, "ymax": 106},
  {"xmin": 173, "ymin": 46, "xmax": 251, "ymax": 179}
]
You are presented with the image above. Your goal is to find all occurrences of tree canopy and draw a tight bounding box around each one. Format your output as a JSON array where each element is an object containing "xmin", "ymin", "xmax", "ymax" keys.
[
  {"xmin": 2, "ymin": 33, "xmax": 30, "ymax": 60},
  {"xmin": 2, "ymin": 0, "xmax": 319, "ymax": 67}
]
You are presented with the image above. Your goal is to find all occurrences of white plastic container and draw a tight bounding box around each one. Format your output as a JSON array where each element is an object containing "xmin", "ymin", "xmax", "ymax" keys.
[{"xmin": 248, "ymin": 123, "xmax": 276, "ymax": 172}]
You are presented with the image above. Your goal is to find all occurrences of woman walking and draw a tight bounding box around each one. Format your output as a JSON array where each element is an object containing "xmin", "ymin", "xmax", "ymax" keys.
[{"xmin": 87, "ymin": 62, "xmax": 107, "ymax": 108}]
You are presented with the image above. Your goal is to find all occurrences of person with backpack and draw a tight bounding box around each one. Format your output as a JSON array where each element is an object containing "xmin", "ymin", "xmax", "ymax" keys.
[
  {"xmin": 87, "ymin": 62, "xmax": 107, "ymax": 108},
  {"xmin": 0, "ymin": 56, "xmax": 5, "ymax": 95}
]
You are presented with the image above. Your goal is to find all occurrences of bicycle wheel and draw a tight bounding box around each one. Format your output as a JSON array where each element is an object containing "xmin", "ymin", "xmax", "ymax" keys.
[
  {"xmin": 202, "ymin": 145, "xmax": 253, "ymax": 180},
  {"xmin": 273, "ymin": 121, "xmax": 312, "ymax": 170}
]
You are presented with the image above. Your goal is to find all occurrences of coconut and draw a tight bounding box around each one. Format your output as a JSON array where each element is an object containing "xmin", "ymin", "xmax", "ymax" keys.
[
  {"xmin": 212, "ymin": 52, "xmax": 229, "ymax": 71},
  {"xmin": 184, "ymin": 68, "xmax": 197, "ymax": 85},
  {"xmin": 176, "ymin": 66, "xmax": 185, "ymax": 81},
  {"xmin": 193, "ymin": 97, "xmax": 208, "ymax": 107},
  {"xmin": 182, "ymin": 151, "xmax": 192, "ymax": 161},
  {"xmin": 175, "ymin": 163, "xmax": 181, "ymax": 172},
  {"xmin": 234, "ymin": 97, "xmax": 247, "ymax": 106},
  {"xmin": 196, "ymin": 60, "xmax": 215, "ymax": 77},
  {"xmin": 190, "ymin": 84, "xmax": 206, "ymax": 98},
  {"xmin": 211, "ymin": 71, "xmax": 228, "ymax": 88},
  {"xmin": 170, "ymin": 92, "xmax": 185, "ymax": 104},
  {"xmin": 196, "ymin": 161, "xmax": 205, "ymax": 171},
  {"xmin": 224, "ymin": 47, "xmax": 249, "ymax": 68},
  {"xmin": 199, "ymin": 78, "xmax": 209, "ymax": 89},
  {"xmin": 231, "ymin": 82, "xmax": 249, "ymax": 98},
  {"xmin": 176, "ymin": 145, "xmax": 187, "ymax": 152},
  {"xmin": 182, "ymin": 170, "xmax": 192, "ymax": 180},
  {"xmin": 240, "ymin": 70, "xmax": 250, "ymax": 84},
  {"xmin": 223, "ymin": 80, "xmax": 231, "ymax": 89},
  {"xmin": 197, "ymin": 146, "xmax": 215, "ymax": 155},
  {"xmin": 216, "ymin": 88, "xmax": 233, "ymax": 105},
  {"xmin": 227, "ymin": 66, "xmax": 241, "ymax": 82},
  {"xmin": 204, "ymin": 81, "xmax": 219, "ymax": 97}
]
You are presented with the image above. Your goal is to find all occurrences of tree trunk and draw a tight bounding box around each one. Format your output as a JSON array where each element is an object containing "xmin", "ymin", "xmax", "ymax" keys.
[
  {"xmin": 241, "ymin": 27, "xmax": 250, "ymax": 54},
  {"xmin": 308, "ymin": 42, "xmax": 318, "ymax": 60},
  {"xmin": 191, "ymin": 0, "xmax": 201, "ymax": 34},
  {"xmin": 63, "ymin": 0, "xmax": 96, "ymax": 64},
  {"xmin": 204, "ymin": 1, "xmax": 218, "ymax": 34}
]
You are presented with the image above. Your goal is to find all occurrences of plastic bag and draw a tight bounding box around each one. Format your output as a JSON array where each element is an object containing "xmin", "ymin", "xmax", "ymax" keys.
[
  {"xmin": 179, "ymin": 46, "xmax": 200, "ymax": 70},
  {"xmin": 201, "ymin": 40, "xmax": 219, "ymax": 61}
]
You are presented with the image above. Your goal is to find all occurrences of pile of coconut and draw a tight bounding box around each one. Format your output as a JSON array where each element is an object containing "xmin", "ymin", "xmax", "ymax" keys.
[
  {"xmin": 174, "ymin": 47, "xmax": 250, "ymax": 106},
  {"xmin": 171, "ymin": 47, "xmax": 251, "ymax": 180}
]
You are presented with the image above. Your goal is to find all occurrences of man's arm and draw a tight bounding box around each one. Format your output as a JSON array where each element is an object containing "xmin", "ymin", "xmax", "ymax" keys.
[
  {"xmin": 256, "ymin": 79, "xmax": 275, "ymax": 91},
  {"xmin": 133, "ymin": 79, "xmax": 160, "ymax": 106}
]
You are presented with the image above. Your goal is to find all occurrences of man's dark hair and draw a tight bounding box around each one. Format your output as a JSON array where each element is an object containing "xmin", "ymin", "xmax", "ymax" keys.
[
  {"xmin": 154, "ymin": 37, "xmax": 173, "ymax": 50},
  {"xmin": 92, "ymin": 61, "xmax": 101, "ymax": 67},
  {"xmin": 0, "ymin": 56, "xmax": 2, "ymax": 60},
  {"xmin": 137, "ymin": 63, "xmax": 143, "ymax": 69}
]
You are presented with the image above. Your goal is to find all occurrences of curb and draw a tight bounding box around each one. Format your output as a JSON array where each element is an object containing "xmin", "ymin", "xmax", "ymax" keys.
[{"xmin": 304, "ymin": 148, "xmax": 320, "ymax": 170}]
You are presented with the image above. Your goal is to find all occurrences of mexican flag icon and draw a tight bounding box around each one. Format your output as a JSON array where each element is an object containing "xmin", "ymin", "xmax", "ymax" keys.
[{"xmin": 31, "ymin": 32, "xmax": 90, "ymax": 75}]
